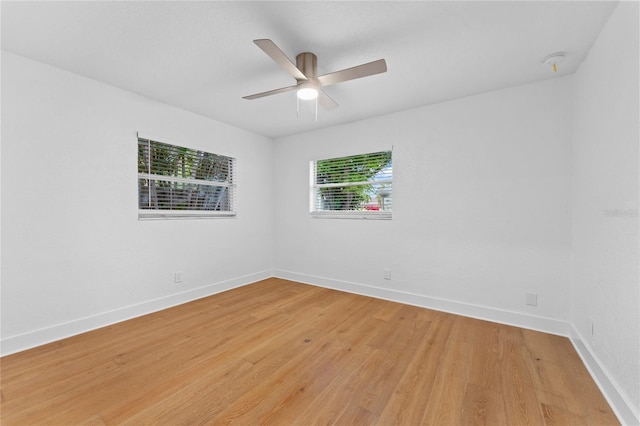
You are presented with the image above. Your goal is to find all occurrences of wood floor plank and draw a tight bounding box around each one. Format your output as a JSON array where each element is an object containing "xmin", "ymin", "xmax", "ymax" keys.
[
  {"xmin": 375, "ymin": 312, "xmax": 455, "ymax": 425},
  {"xmin": 460, "ymin": 384, "xmax": 508, "ymax": 426},
  {"xmin": 465, "ymin": 319, "xmax": 504, "ymax": 393},
  {"xmin": 256, "ymin": 300, "xmax": 383, "ymax": 425},
  {"xmin": 422, "ymin": 319, "xmax": 474, "ymax": 426},
  {"xmin": 541, "ymin": 403, "xmax": 588, "ymax": 426},
  {"xmin": 0, "ymin": 278, "xmax": 619, "ymax": 425},
  {"xmin": 292, "ymin": 347, "xmax": 386, "ymax": 425}
]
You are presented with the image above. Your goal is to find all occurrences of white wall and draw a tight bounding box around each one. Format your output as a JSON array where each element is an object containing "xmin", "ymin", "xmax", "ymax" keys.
[
  {"xmin": 571, "ymin": 2, "xmax": 640, "ymax": 423},
  {"xmin": 1, "ymin": 52, "xmax": 274, "ymax": 354},
  {"xmin": 274, "ymin": 76, "xmax": 573, "ymax": 331}
]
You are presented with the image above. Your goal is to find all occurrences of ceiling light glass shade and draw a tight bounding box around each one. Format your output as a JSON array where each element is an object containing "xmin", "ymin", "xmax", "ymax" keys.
[{"xmin": 297, "ymin": 83, "xmax": 318, "ymax": 100}]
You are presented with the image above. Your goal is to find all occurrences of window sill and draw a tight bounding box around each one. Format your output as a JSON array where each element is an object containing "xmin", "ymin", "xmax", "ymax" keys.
[
  {"xmin": 311, "ymin": 211, "xmax": 391, "ymax": 220},
  {"xmin": 138, "ymin": 210, "xmax": 236, "ymax": 220}
]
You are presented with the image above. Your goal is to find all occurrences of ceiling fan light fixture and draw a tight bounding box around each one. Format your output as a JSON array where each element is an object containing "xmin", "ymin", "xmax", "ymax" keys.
[{"xmin": 297, "ymin": 84, "xmax": 318, "ymax": 100}]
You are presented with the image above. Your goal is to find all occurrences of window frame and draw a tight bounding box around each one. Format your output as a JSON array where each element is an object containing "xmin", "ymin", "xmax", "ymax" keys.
[
  {"xmin": 310, "ymin": 150, "xmax": 393, "ymax": 220},
  {"xmin": 137, "ymin": 134, "xmax": 237, "ymax": 220}
]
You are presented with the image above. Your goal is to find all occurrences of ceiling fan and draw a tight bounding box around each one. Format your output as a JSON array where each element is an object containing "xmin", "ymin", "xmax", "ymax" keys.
[{"xmin": 243, "ymin": 39, "xmax": 387, "ymax": 110}]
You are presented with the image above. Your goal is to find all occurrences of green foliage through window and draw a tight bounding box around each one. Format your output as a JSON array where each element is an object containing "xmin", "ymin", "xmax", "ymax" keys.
[
  {"xmin": 311, "ymin": 150, "xmax": 392, "ymax": 217},
  {"xmin": 137, "ymin": 138, "xmax": 236, "ymax": 218}
]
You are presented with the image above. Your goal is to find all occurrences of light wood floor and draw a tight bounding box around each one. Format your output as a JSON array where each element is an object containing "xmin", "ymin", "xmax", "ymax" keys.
[{"xmin": 1, "ymin": 278, "xmax": 618, "ymax": 425}]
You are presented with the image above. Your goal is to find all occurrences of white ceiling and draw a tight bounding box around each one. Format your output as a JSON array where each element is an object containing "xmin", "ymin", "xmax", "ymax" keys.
[{"xmin": 1, "ymin": 1, "xmax": 616, "ymax": 139}]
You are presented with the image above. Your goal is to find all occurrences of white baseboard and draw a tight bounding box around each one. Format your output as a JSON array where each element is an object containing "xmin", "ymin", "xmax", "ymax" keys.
[
  {"xmin": 0, "ymin": 270, "xmax": 273, "ymax": 357},
  {"xmin": 569, "ymin": 326, "xmax": 640, "ymax": 426},
  {"xmin": 274, "ymin": 270, "xmax": 570, "ymax": 336}
]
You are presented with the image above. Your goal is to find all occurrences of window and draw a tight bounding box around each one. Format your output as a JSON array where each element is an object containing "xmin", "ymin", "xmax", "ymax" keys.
[
  {"xmin": 137, "ymin": 137, "xmax": 236, "ymax": 219},
  {"xmin": 310, "ymin": 150, "xmax": 392, "ymax": 219}
]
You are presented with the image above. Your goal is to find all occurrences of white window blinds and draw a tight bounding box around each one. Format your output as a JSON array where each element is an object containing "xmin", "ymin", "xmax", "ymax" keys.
[
  {"xmin": 310, "ymin": 150, "xmax": 392, "ymax": 219},
  {"xmin": 138, "ymin": 137, "xmax": 236, "ymax": 219}
]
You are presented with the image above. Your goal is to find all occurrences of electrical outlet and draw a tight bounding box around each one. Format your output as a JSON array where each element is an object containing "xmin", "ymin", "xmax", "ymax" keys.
[
  {"xmin": 384, "ymin": 268, "xmax": 391, "ymax": 280},
  {"xmin": 174, "ymin": 271, "xmax": 183, "ymax": 284},
  {"xmin": 526, "ymin": 292, "xmax": 537, "ymax": 306}
]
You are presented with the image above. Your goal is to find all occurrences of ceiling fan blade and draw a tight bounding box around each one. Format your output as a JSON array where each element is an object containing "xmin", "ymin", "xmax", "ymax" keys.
[
  {"xmin": 317, "ymin": 59, "xmax": 387, "ymax": 87},
  {"xmin": 317, "ymin": 89, "xmax": 339, "ymax": 110},
  {"xmin": 243, "ymin": 84, "xmax": 297, "ymax": 100},
  {"xmin": 254, "ymin": 39, "xmax": 308, "ymax": 81}
]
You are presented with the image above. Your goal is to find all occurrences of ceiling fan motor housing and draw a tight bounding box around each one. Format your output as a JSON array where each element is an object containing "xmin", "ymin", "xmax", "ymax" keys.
[{"xmin": 296, "ymin": 52, "xmax": 318, "ymax": 84}]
